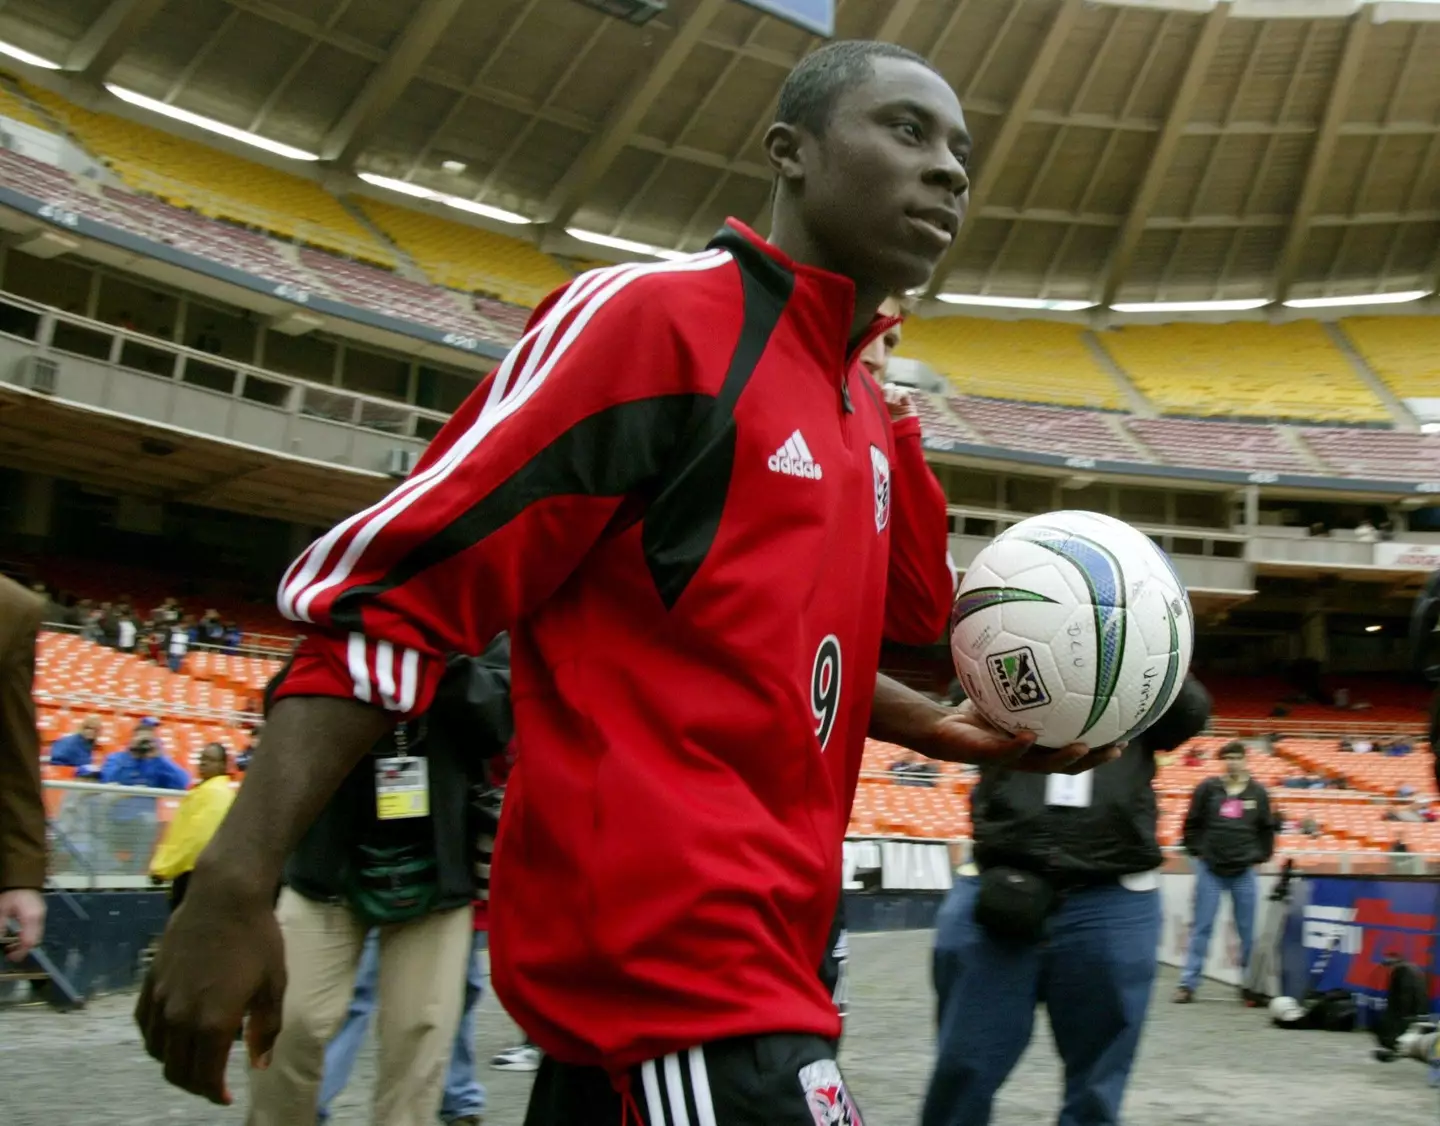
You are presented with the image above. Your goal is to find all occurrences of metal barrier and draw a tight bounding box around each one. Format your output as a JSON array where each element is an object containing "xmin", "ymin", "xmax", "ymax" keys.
[
  {"xmin": 44, "ymin": 780, "xmax": 190, "ymax": 890},
  {"xmin": 0, "ymin": 288, "xmax": 451, "ymax": 443}
]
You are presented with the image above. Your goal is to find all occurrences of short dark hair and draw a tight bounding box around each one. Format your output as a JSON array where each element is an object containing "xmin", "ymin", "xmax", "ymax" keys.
[
  {"xmin": 203, "ymin": 742, "xmax": 229, "ymax": 768},
  {"xmin": 776, "ymin": 40, "xmax": 938, "ymax": 137},
  {"xmin": 1218, "ymin": 740, "xmax": 1246, "ymax": 759}
]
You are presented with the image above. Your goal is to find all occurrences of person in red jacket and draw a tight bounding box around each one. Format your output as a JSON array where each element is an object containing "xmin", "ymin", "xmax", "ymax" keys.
[{"xmin": 137, "ymin": 39, "xmax": 1114, "ymax": 1123}]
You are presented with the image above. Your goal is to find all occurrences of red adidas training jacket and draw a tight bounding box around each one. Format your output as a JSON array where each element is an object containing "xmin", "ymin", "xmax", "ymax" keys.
[{"xmin": 274, "ymin": 222, "xmax": 951, "ymax": 1071}]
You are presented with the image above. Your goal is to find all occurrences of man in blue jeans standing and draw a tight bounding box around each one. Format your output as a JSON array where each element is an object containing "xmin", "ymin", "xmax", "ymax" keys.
[
  {"xmin": 317, "ymin": 911, "xmax": 487, "ymax": 1125},
  {"xmin": 1175, "ymin": 740, "xmax": 1276, "ymax": 1003},
  {"xmin": 923, "ymin": 677, "xmax": 1211, "ymax": 1126}
]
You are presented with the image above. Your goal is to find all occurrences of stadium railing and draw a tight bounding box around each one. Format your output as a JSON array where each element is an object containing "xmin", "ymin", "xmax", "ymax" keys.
[
  {"xmin": 44, "ymin": 779, "xmax": 190, "ymax": 890},
  {"xmin": 0, "ymin": 288, "xmax": 451, "ymax": 445}
]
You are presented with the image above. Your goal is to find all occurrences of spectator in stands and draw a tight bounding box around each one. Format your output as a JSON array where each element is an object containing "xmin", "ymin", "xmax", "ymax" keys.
[
  {"xmin": 0, "ymin": 574, "xmax": 46, "ymax": 962},
  {"xmin": 1391, "ymin": 836, "xmax": 1411, "ymax": 854},
  {"xmin": 168, "ymin": 617, "xmax": 191, "ymax": 672},
  {"xmin": 200, "ymin": 610, "xmax": 225, "ymax": 645},
  {"xmin": 48, "ymin": 715, "xmax": 103, "ymax": 776},
  {"xmin": 116, "ymin": 607, "xmax": 138, "ymax": 654},
  {"xmin": 150, "ymin": 744, "xmax": 233, "ymax": 913},
  {"xmin": 922, "ymin": 678, "xmax": 1211, "ymax": 1126},
  {"xmin": 1176, "ymin": 741, "xmax": 1277, "ymax": 1004},
  {"xmin": 889, "ymin": 748, "xmax": 938, "ymax": 787},
  {"xmin": 222, "ymin": 621, "xmax": 243, "ymax": 652},
  {"xmin": 99, "ymin": 722, "xmax": 189, "ymax": 790},
  {"xmin": 1355, "ymin": 518, "xmax": 1378, "ymax": 543},
  {"xmin": 236, "ymin": 723, "xmax": 261, "ymax": 774}
]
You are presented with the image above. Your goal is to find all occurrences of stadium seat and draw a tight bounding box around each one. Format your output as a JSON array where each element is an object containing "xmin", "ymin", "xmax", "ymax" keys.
[
  {"xmin": 0, "ymin": 76, "xmax": 51, "ymax": 131},
  {"xmin": 23, "ymin": 83, "xmax": 394, "ymax": 268},
  {"xmin": 1127, "ymin": 418, "xmax": 1312, "ymax": 473},
  {"xmin": 897, "ymin": 318, "xmax": 1125, "ymax": 409},
  {"xmin": 1097, "ymin": 322, "xmax": 1387, "ymax": 423},
  {"xmin": 357, "ymin": 198, "xmax": 570, "ymax": 308},
  {"xmin": 1300, "ymin": 426, "xmax": 1440, "ymax": 479},
  {"xmin": 950, "ymin": 397, "xmax": 1138, "ymax": 461},
  {"xmin": 1338, "ymin": 317, "xmax": 1440, "ymax": 402}
]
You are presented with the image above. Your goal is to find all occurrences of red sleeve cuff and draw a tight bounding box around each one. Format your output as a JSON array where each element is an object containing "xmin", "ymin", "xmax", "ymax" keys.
[
  {"xmin": 891, "ymin": 415, "xmax": 923, "ymax": 441},
  {"xmin": 272, "ymin": 633, "xmax": 444, "ymax": 719}
]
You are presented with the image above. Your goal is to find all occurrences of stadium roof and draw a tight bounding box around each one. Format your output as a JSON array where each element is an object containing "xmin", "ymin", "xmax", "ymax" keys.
[{"xmin": 3, "ymin": 0, "xmax": 1439, "ymax": 308}]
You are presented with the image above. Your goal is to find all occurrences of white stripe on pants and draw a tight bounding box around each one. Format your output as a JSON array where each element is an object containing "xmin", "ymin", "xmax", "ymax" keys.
[{"xmin": 246, "ymin": 889, "xmax": 471, "ymax": 1126}]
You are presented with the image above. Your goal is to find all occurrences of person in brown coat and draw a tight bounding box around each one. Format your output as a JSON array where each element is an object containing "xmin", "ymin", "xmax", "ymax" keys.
[{"xmin": 0, "ymin": 574, "xmax": 46, "ymax": 960}]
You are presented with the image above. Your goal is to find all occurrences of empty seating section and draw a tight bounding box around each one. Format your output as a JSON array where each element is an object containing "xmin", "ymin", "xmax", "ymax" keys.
[
  {"xmin": 358, "ymin": 198, "xmax": 569, "ymax": 307},
  {"xmin": 1339, "ymin": 317, "xmax": 1440, "ymax": 400},
  {"xmin": 909, "ymin": 393, "xmax": 975, "ymax": 445},
  {"xmin": 950, "ymin": 396, "xmax": 1137, "ymax": 461},
  {"xmin": 296, "ymin": 248, "xmax": 505, "ymax": 341},
  {"xmin": 1098, "ymin": 322, "xmax": 1387, "ymax": 423},
  {"xmin": 1127, "ymin": 418, "xmax": 1312, "ymax": 473},
  {"xmin": 1299, "ymin": 427, "xmax": 1440, "ymax": 480},
  {"xmin": 102, "ymin": 185, "xmax": 320, "ymax": 291},
  {"xmin": 0, "ymin": 147, "xmax": 132, "ymax": 226},
  {"xmin": 899, "ymin": 318, "xmax": 1123, "ymax": 408},
  {"xmin": 23, "ymin": 84, "xmax": 393, "ymax": 267}
]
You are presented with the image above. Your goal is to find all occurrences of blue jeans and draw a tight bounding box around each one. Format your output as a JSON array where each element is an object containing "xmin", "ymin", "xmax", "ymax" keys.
[
  {"xmin": 1180, "ymin": 861, "xmax": 1257, "ymax": 991},
  {"xmin": 922, "ymin": 876, "xmax": 1162, "ymax": 1126},
  {"xmin": 317, "ymin": 928, "xmax": 488, "ymax": 1123}
]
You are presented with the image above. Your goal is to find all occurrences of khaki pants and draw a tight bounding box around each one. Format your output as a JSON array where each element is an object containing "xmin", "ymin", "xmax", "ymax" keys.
[{"xmin": 247, "ymin": 889, "xmax": 472, "ymax": 1126}]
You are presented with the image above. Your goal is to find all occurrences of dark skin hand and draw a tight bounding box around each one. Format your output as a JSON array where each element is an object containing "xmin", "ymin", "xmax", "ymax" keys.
[
  {"xmin": 870, "ymin": 672, "xmax": 1122, "ymax": 775},
  {"xmin": 134, "ymin": 695, "xmax": 389, "ymax": 1105}
]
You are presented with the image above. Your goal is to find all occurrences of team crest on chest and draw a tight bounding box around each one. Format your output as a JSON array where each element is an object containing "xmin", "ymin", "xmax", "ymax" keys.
[{"xmin": 869, "ymin": 445, "xmax": 891, "ymax": 533}]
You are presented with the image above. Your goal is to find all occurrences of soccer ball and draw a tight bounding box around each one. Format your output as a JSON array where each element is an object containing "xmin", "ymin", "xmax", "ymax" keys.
[{"xmin": 949, "ymin": 510, "xmax": 1193, "ymax": 750}]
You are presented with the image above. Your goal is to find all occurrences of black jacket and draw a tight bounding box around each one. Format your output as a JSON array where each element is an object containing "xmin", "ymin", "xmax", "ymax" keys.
[
  {"xmin": 1183, "ymin": 773, "xmax": 1276, "ymax": 877},
  {"xmin": 280, "ymin": 633, "xmax": 512, "ymax": 908},
  {"xmin": 971, "ymin": 677, "xmax": 1212, "ymax": 882}
]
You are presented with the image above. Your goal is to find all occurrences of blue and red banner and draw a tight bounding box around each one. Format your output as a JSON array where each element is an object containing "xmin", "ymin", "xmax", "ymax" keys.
[{"xmin": 1282, "ymin": 877, "xmax": 1440, "ymax": 1020}]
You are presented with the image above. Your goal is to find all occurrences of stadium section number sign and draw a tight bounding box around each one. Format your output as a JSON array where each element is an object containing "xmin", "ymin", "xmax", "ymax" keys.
[{"xmin": 735, "ymin": 0, "xmax": 834, "ymax": 36}]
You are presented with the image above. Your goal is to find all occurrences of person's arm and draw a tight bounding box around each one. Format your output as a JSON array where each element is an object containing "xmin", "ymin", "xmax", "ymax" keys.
[
  {"xmin": 98, "ymin": 752, "xmax": 122, "ymax": 784},
  {"xmin": 1254, "ymin": 786, "xmax": 1277, "ymax": 864},
  {"xmin": 0, "ymin": 582, "xmax": 46, "ymax": 961},
  {"xmin": 868, "ymin": 672, "xmax": 1118, "ymax": 773},
  {"xmin": 161, "ymin": 759, "xmax": 193, "ymax": 791},
  {"xmin": 880, "ymin": 402, "xmax": 954, "ymax": 646},
  {"xmin": 1182, "ymin": 781, "xmax": 1209, "ymax": 856}
]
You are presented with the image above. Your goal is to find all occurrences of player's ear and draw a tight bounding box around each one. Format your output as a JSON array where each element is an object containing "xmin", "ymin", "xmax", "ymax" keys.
[{"xmin": 763, "ymin": 122, "xmax": 805, "ymax": 187}]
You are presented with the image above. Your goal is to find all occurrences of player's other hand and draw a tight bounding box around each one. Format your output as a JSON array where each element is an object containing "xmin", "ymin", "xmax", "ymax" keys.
[
  {"xmin": 882, "ymin": 383, "xmax": 918, "ymax": 421},
  {"xmin": 135, "ymin": 877, "xmax": 286, "ymax": 1105},
  {"xmin": 923, "ymin": 700, "xmax": 1122, "ymax": 774},
  {"xmin": 0, "ymin": 888, "xmax": 45, "ymax": 961}
]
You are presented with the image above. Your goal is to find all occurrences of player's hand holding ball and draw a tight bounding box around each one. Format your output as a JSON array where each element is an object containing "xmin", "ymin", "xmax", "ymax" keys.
[{"xmin": 949, "ymin": 510, "xmax": 1194, "ymax": 754}]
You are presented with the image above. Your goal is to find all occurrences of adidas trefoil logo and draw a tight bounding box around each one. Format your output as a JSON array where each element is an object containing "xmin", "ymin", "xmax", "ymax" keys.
[{"xmin": 768, "ymin": 429, "xmax": 823, "ymax": 480}]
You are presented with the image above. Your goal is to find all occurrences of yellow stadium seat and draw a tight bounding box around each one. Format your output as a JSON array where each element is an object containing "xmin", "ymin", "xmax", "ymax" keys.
[
  {"xmin": 358, "ymin": 197, "xmax": 570, "ymax": 308},
  {"xmin": 0, "ymin": 76, "xmax": 50, "ymax": 131},
  {"xmin": 1097, "ymin": 321, "xmax": 1387, "ymax": 423},
  {"xmin": 1338, "ymin": 317, "xmax": 1440, "ymax": 401},
  {"xmin": 897, "ymin": 317, "xmax": 1124, "ymax": 409},
  {"xmin": 24, "ymin": 83, "xmax": 394, "ymax": 268}
]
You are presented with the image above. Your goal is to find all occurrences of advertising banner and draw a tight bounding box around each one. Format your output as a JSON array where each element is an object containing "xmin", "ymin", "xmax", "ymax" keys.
[
  {"xmin": 1375, "ymin": 543, "xmax": 1440, "ymax": 571},
  {"xmin": 1281, "ymin": 876, "xmax": 1440, "ymax": 1021}
]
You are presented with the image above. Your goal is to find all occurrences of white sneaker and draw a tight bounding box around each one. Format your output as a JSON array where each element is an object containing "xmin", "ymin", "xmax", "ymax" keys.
[{"xmin": 489, "ymin": 1043, "xmax": 541, "ymax": 1072}]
